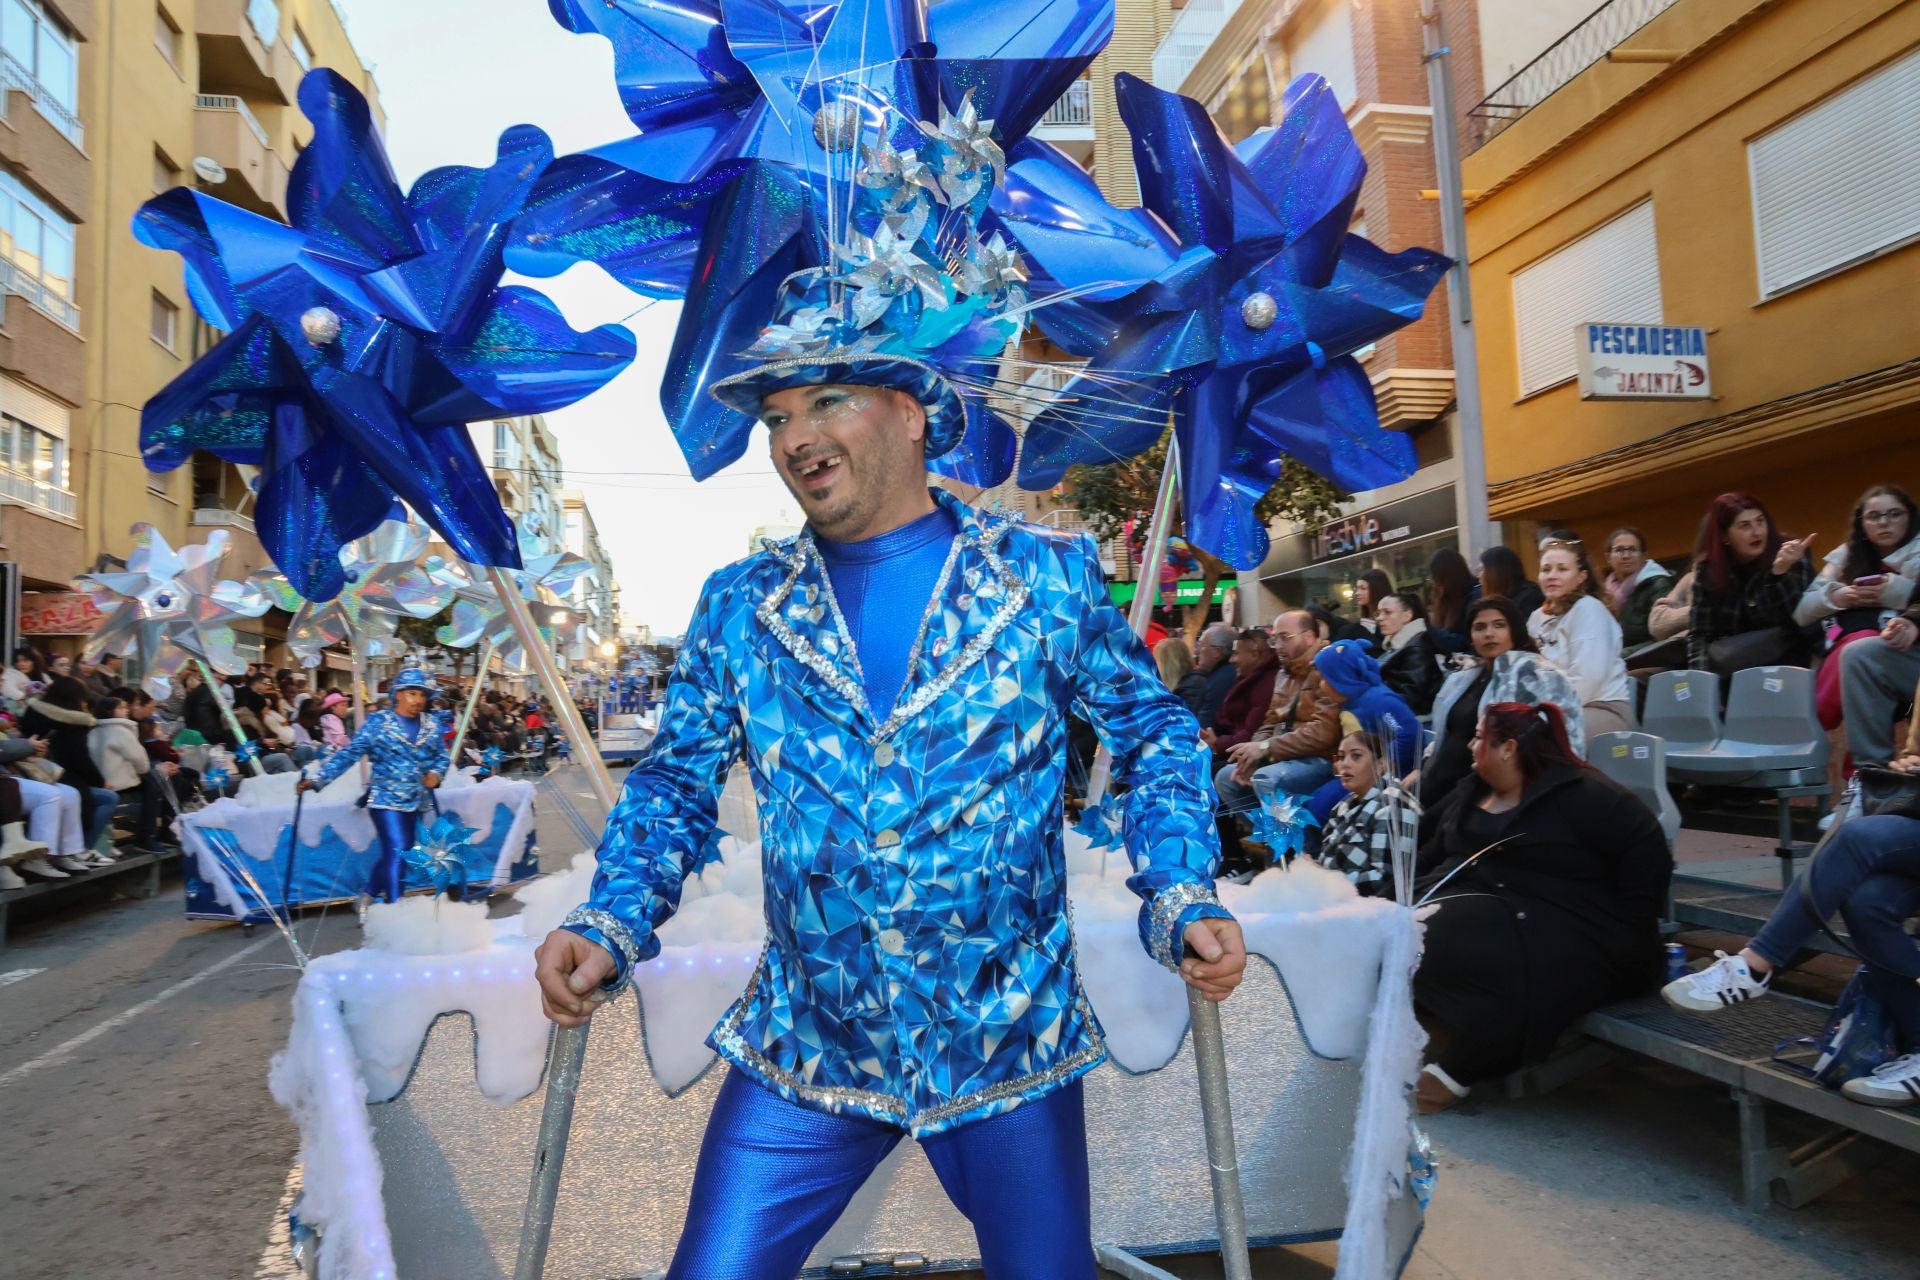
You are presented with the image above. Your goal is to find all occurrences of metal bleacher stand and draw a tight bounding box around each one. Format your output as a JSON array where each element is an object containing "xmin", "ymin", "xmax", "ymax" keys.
[
  {"xmin": 0, "ymin": 846, "xmax": 175, "ymax": 950},
  {"xmin": 1509, "ymin": 686, "xmax": 1920, "ymax": 1210}
]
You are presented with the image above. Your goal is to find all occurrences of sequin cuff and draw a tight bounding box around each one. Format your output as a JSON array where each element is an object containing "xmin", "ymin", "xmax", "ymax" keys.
[
  {"xmin": 1147, "ymin": 881, "xmax": 1225, "ymax": 971},
  {"xmin": 560, "ymin": 907, "xmax": 643, "ymax": 994}
]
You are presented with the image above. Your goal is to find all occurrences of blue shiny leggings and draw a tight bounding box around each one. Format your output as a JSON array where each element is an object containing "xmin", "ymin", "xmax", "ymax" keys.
[
  {"xmin": 367, "ymin": 808, "xmax": 418, "ymax": 903},
  {"xmin": 667, "ymin": 1072, "xmax": 1097, "ymax": 1280}
]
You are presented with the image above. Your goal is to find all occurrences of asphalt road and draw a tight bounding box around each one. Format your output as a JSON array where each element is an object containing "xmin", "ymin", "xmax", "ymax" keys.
[{"xmin": 0, "ymin": 765, "xmax": 1916, "ymax": 1280}]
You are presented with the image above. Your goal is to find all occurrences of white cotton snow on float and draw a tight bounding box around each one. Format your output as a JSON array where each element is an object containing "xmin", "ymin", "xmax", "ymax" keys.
[
  {"xmin": 234, "ymin": 769, "xmax": 363, "ymax": 808},
  {"xmin": 513, "ymin": 851, "xmax": 599, "ymax": 940},
  {"xmin": 362, "ymin": 894, "xmax": 495, "ymax": 956}
]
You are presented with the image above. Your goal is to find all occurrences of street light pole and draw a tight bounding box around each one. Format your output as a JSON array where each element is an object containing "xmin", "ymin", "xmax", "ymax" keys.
[{"xmin": 1420, "ymin": 0, "xmax": 1495, "ymax": 562}]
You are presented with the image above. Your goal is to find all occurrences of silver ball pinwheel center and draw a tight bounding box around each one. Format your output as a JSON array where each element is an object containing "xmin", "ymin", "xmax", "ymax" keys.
[
  {"xmin": 811, "ymin": 100, "xmax": 862, "ymax": 153},
  {"xmin": 300, "ymin": 306, "xmax": 343, "ymax": 347},
  {"xmin": 1240, "ymin": 291, "xmax": 1278, "ymax": 331}
]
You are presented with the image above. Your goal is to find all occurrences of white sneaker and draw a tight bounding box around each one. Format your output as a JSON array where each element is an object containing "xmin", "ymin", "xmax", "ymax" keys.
[
  {"xmin": 0, "ymin": 863, "xmax": 24, "ymax": 890},
  {"xmin": 50, "ymin": 855, "xmax": 91, "ymax": 874},
  {"xmin": 18, "ymin": 856, "xmax": 68, "ymax": 879},
  {"xmin": 1840, "ymin": 1053, "xmax": 1920, "ymax": 1107},
  {"xmin": 1662, "ymin": 950, "xmax": 1771, "ymax": 1012}
]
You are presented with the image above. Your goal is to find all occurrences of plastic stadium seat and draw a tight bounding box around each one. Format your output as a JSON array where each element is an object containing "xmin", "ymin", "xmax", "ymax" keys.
[
  {"xmin": 1665, "ymin": 666, "xmax": 1828, "ymax": 784},
  {"xmin": 1589, "ymin": 731, "xmax": 1682, "ymax": 850},
  {"xmin": 1641, "ymin": 670, "xmax": 1722, "ymax": 756}
]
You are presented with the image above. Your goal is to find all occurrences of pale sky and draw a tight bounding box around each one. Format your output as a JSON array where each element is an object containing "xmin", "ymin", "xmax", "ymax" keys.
[{"xmin": 337, "ymin": 0, "xmax": 802, "ymax": 635}]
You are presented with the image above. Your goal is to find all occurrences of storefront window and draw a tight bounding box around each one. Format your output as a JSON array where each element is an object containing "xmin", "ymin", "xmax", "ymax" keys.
[{"xmin": 1256, "ymin": 487, "xmax": 1460, "ymax": 619}]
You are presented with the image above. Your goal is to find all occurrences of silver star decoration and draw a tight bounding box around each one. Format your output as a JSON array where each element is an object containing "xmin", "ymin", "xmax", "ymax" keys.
[
  {"xmin": 959, "ymin": 231, "xmax": 1029, "ymax": 303},
  {"xmin": 80, "ymin": 525, "xmax": 273, "ymax": 698},
  {"xmin": 253, "ymin": 515, "xmax": 455, "ymax": 668},
  {"xmin": 431, "ymin": 532, "xmax": 594, "ymax": 672},
  {"xmin": 857, "ymin": 138, "xmax": 942, "ymax": 209},
  {"xmin": 843, "ymin": 202, "xmax": 948, "ymax": 328},
  {"xmin": 917, "ymin": 90, "xmax": 1005, "ymax": 205},
  {"xmin": 744, "ymin": 291, "xmax": 845, "ymax": 358}
]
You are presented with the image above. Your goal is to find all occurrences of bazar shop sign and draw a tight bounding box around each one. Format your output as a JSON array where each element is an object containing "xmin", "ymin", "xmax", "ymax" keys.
[
  {"xmin": 19, "ymin": 591, "xmax": 106, "ymax": 635},
  {"xmin": 1575, "ymin": 323, "xmax": 1711, "ymax": 400},
  {"xmin": 1109, "ymin": 578, "xmax": 1231, "ymax": 607}
]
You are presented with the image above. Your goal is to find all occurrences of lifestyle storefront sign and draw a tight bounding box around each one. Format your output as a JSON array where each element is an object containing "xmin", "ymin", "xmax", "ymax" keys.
[{"xmin": 1575, "ymin": 323, "xmax": 1711, "ymax": 400}]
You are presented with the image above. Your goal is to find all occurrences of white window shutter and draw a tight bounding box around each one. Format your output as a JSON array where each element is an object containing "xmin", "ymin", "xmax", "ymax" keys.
[
  {"xmin": 1511, "ymin": 200, "xmax": 1663, "ymax": 398},
  {"xmin": 1749, "ymin": 47, "xmax": 1920, "ymax": 299}
]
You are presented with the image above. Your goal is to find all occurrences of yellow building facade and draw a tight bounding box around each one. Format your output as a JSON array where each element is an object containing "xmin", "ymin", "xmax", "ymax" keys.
[
  {"xmin": 1462, "ymin": 0, "xmax": 1920, "ymax": 566},
  {"xmin": 82, "ymin": 0, "xmax": 380, "ymax": 600}
]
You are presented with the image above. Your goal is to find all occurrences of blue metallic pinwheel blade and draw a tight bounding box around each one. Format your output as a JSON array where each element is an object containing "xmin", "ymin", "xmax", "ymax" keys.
[
  {"xmin": 1238, "ymin": 74, "xmax": 1367, "ymax": 288},
  {"xmin": 252, "ymin": 399, "xmax": 397, "ymax": 602},
  {"xmin": 913, "ymin": 0, "xmax": 1112, "ymax": 141},
  {"xmin": 1114, "ymin": 73, "xmax": 1234, "ymax": 257},
  {"xmin": 286, "ymin": 69, "xmax": 420, "ymax": 271},
  {"xmin": 927, "ymin": 400, "xmax": 1015, "ymax": 488},
  {"xmin": 309, "ymin": 366, "xmax": 521, "ymax": 574},
  {"xmin": 661, "ymin": 166, "xmax": 818, "ymax": 479},
  {"xmin": 546, "ymin": 0, "xmax": 762, "ymax": 184},
  {"xmin": 991, "ymin": 137, "xmax": 1174, "ymax": 318},
  {"xmin": 139, "ymin": 315, "xmax": 290, "ymax": 471},
  {"xmin": 1280, "ymin": 237, "xmax": 1450, "ymax": 361},
  {"xmin": 505, "ymin": 148, "xmax": 751, "ymax": 298},
  {"xmin": 364, "ymin": 123, "xmax": 556, "ymax": 336},
  {"xmin": 1176, "ymin": 376, "xmax": 1277, "ymax": 572},
  {"xmin": 1015, "ymin": 367, "xmax": 1180, "ymax": 490},
  {"xmin": 133, "ymin": 189, "xmax": 307, "ymax": 332},
  {"xmin": 413, "ymin": 286, "xmax": 637, "ymax": 422},
  {"xmin": 1242, "ymin": 357, "xmax": 1415, "ymax": 494}
]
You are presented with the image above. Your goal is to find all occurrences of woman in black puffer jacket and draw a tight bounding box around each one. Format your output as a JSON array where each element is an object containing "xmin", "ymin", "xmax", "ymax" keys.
[{"xmin": 17, "ymin": 675, "xmax": 116, "ymax": 850}]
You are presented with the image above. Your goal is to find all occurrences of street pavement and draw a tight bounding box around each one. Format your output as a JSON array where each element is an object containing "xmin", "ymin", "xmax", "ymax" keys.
[{"xmin": 0, "ymin": 766, "xmax": 1914, "ymax": 1279}]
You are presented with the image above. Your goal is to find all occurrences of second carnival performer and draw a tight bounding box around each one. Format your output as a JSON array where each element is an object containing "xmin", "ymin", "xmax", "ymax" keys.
[
  {"xmin": 531, "ymin": 102, "xmax": 1247, "ymax": 1279},
  {"xmin": 298, "ymin": 666, "xmax": 447, "ymax": 913}
]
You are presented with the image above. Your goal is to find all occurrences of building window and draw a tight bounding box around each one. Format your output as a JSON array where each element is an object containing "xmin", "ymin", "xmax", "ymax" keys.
[
  {"xmin": 154, "ymin": 3, "xmax": 181, "ymax": 66},
  {"xmin": 0, "ymin": 169, "xmax": 77, "ymax": 319},
  {"xmin": 151, "ymin": 291, "xmax": 179, "ymax": 351},
  {"xmin": 153, "ymin": 147, "xmax": 180, "ymax": 195},
  {"xmin": 291, "ymin": 24, "xmax": 313, "ymax": 70},
  {"xmin": 1511, "ymin": 200, "xmax": 1662, "ymax": 398},
  {"xmin": 0, "ymin": 0, "xmax": 78, "ymax": 117},
  {"xmin": 247, "ymin": 0, "xmax": 279, "ymax": 47},
  {"xmin": 1749, "ymin": 47, "xmax": 1920, "ymax": 301},
  {"xmin": 0, "ymin": 413, "xmax": 69, "ymax": 511}
]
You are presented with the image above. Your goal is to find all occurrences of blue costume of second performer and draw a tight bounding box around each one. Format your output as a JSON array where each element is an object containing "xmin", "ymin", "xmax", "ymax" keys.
[{"xmin": 309, "ymin": 667, "xmax": 449, "ymax": 902}]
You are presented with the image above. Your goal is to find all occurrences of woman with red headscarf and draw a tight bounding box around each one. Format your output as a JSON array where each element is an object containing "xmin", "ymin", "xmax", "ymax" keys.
[{"xmin": 1411, "ymin": 701, "xmax": 1671, "ymax": 1113}]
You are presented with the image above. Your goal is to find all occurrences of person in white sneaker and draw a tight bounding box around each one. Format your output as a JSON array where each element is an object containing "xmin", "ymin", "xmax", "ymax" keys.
[{"xmin": 1662, "ymin": 783, "xmax": 1920, "ymax": 1106}]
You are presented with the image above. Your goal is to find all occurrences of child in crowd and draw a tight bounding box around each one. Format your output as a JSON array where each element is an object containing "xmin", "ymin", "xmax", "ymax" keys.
[{"xmin": 1317, "ymin": 730, "xmax": 1420, "ymax": 896}]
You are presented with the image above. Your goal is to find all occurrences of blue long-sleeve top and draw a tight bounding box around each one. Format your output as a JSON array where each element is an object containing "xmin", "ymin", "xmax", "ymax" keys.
[
  {"xmin": 815, "ymin": 503, "xmax": 960, "ymax": 716},
  {"xmin": 314, "ymin": 709, "xmax": 450, "ymax": 811}
]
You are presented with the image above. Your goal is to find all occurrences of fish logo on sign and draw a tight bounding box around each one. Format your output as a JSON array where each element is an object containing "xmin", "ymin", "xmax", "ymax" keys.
[{"xmin": 1576, "ymin": 324, "xmax": 1712, "ymax": 401}]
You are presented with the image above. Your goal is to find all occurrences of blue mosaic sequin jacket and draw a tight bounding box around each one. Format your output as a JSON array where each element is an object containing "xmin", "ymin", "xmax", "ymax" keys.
[
  {"xmin": 314, "ymin": 710, "xmax": 450, "ymax": 811},
  {"xmin": 565, "ymin": 490, "xmax": 1229, "ymax": 1136}
]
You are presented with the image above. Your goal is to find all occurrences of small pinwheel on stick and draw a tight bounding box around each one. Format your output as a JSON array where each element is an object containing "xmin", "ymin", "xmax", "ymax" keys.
[{"xmin": 404, "ymin": 811, "xmax": 481, "ymax": 905}]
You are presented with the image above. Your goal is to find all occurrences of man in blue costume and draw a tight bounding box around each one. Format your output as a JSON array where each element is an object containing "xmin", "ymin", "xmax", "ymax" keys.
[{"xmin": 534, "ymin": 371, "xmax": 1247, "ymax": 1276}]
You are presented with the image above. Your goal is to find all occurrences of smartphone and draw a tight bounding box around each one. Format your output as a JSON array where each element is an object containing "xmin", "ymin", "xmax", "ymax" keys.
[{"xmin": 1854, "ymin": 574, "xmax": 1888, "ymax": 586}]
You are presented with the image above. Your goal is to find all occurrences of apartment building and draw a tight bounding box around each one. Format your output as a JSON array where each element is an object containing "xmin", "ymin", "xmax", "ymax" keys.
[
  {"xmin": 560, "ymin": 487, "xmax": 617, "ymax": 668},
  {"xmin": 5, "ymin": 1, "xmax": 378, "ymax": 661},
  {"xmin": 1459, "ymin": 0, "xmax": 1920, "ymax": 567}
]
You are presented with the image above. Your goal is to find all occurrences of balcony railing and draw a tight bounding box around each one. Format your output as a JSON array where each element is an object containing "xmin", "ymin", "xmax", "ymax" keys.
[
  {"xmin": 191, "ymin": 507, "xmax": 257, "ymax": 533},
  {"xmin": 0, "ymin": 257, "xmax": 80, "ymax": 333},
  {"xmin": 1038, "ymin": 80, "xmax": 1092, "ymax": 128},
  {"xmin": 1465, "ymin": 0, "xmax": 1682, "ymax": 152},
  {"xmin": 196, "ymin": 93, "xmax": 271, "ymax": 148},
  {"xmin": 0, "ymin": 51, "xmax": 83, "ymax": 148},
  {"xmin": 0, "ymin": 466, "xmax": 74, "ymax": 517},
  {"xmin": 1151, "ymin": 0, "xmax": 1244, "ymax": 92}
]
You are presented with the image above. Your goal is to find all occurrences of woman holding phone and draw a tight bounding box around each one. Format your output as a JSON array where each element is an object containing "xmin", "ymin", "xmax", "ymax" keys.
[{"xmin": 1796, "ymin": 485, "xmax": 1920, "ymax": 731}]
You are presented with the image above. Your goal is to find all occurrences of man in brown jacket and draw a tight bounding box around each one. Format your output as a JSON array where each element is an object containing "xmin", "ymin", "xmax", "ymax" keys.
[{"xmin": 1213, "ymin": 609, "xmax": 1341, "ymax": 867}]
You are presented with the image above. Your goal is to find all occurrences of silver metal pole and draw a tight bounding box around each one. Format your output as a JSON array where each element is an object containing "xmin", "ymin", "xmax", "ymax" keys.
[
  {"xmin": 1421, "ymin": 0, "xmax": 1495, "ymax": 563},
  {"xmin": 448, "ymin": 636, "xmax": 498, "ymax": 769},
  {"xmin": 1188, "ymin": 984, "xmax": 1252, "ymax": 1280},
  {"xmin": 492, "ymin": 567, "xmax": 621, "ymax": 1280},
  {"xmin": 513, "ymin": 1022, "xmax": 589, "ymax": 1280},
  {"xmin": 1085, "ymin": 437, "xmax": 1182, "ymax": 805},
  {"xmin": 191, "ymin": 657, "xmax": 266, "ymax": 776}
]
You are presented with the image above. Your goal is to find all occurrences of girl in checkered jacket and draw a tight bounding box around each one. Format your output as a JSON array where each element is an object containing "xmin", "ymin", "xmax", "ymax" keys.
[{"xmin": 1317, "ymin": 729, "xmax": 1421, "ymax": 897}]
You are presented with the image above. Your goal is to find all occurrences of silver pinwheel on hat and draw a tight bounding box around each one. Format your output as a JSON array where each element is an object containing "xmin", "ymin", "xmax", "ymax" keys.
[
  {"xmin": 79, "ymin": 525, "xmax": 273, "ymax": 698},
  {"xmin": 251, "ymin": 514, "xmax": 455, "ymax": 668}
]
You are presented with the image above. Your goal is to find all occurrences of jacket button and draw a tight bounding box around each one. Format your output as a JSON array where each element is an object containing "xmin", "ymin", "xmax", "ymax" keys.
[
  {"xmin": 875, "ymin": 829, "xmax": 901, "ymax": 849},
  {"xmin": 877, "ymin": 928, "xmax": 907, "ymax": 955},
  {"xmin": 874, "ymin": 742, "xmax": 895, "ymax": 767},
  {"xmin": 1515, "ymin": 911, "xmax": 1527, "ymax": 920}
]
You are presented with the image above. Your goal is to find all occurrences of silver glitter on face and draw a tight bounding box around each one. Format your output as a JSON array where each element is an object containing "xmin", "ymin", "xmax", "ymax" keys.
[
  {"xmin": 1240, "ymin": 291, "xmax": 1278, "ymax": 331},
  {"xmin": 299, "ymin": 306, "xmax": 343, "ymax": 346}
]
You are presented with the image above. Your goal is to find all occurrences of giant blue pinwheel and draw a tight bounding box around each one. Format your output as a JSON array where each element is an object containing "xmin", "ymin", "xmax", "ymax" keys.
[
  {"xmin": 994, "ymin": 73, "xmax": 1451, "ymax": 570},
  {"xmin": 509, "ymin": 0, "xmax": 1114, "ymax": 487},
  {"xmin": 134, "ymin": 68, "xmax": 635, "ymax": 602}
]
